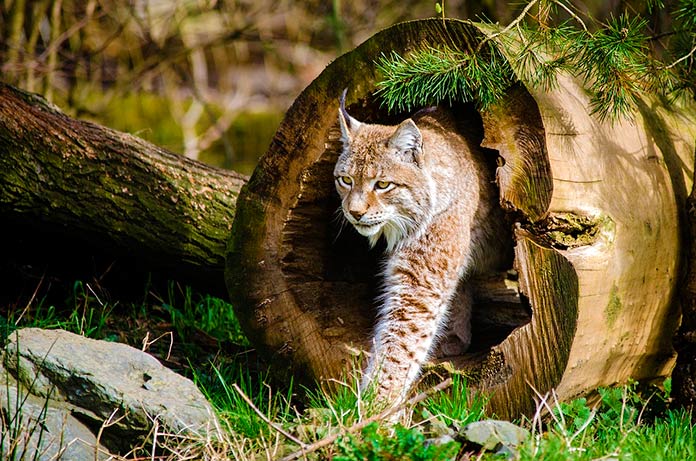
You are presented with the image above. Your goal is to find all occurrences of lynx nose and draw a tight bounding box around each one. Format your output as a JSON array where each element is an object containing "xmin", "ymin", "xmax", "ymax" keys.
[{"xmin": 349, "ymin": 210, "xmax": 365, "ymax": 221}]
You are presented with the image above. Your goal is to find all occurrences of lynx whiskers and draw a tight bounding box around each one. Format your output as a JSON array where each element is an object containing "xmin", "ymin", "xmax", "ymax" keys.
[{"xmin": 333, "ymin": 91, "xmax": 509, "ymax": 406}]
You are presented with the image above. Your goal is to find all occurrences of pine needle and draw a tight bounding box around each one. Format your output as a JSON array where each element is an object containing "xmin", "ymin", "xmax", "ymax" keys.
[{"xmin": 374, "ymin": 0, "xmax": 695, "ymax": 121}]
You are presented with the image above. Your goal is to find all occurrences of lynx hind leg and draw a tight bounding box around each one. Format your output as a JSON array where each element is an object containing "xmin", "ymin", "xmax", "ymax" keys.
[{"xmin": 437, "ymin": 284, "xmax": 473, "ymax": 357}]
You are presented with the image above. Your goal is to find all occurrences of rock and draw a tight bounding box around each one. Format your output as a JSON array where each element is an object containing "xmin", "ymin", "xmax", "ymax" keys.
[
  {"xmin": 0, "ymin": 365, "xmax": 112, "ymax": 460},
  {"xmin": 2, "ymin": 328, "xmax": 218, "ymax": 455},
  {"xmin": 459, "ymin": 419, "xmax": 530, "ymax": 457}
]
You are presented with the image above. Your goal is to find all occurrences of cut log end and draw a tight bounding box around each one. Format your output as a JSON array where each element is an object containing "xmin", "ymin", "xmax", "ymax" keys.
[{"xmin": 226, "ymin": 18, "xmax": 695, "ymax": 420}]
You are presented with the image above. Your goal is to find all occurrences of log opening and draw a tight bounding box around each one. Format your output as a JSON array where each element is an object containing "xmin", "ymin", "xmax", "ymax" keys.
[{"xmin": 280, "ymin": 98, "xmax": 529, "ymax": 366}]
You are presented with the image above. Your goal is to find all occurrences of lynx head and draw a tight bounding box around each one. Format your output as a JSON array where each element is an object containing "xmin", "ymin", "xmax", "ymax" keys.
[{"xmin": 333, "ymin": 92, "xmax": 434, "ymax": 251}]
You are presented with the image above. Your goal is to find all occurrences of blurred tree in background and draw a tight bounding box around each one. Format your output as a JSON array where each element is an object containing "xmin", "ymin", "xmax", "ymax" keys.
[{"xmin": 0, "ymin": 0, "xmax": 473, "ymax": 172}]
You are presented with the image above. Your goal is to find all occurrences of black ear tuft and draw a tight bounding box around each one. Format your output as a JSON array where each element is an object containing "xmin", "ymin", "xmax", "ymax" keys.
[
  {"xmin": 338, "ymin": 88, "xmax": 362, "ymax": 143},
  {"xmin": 340, "ymin": 88, "xmax": 352, "ymax": 130}
]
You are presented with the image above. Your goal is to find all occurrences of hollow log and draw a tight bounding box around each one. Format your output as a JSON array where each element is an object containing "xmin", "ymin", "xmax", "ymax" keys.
[
  {"xmin": 0, "ymin": 83, "xmax": 246, "ymax": 297},
  {"xmin": 226, "ymin": 19, "xmax": 696, "ymax": 419}
]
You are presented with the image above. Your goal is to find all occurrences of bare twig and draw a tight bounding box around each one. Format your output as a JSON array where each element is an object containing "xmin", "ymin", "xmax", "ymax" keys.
[
  {"xmin": 141, "ymin": 331, "xmax": 174, "ymax": 361},
  {"xmin": 478, "ymin": 0, "xmax": 540, "ymax": 52},
  {"xmin": 279, "ymin": 377, "xmax": 453, "ymax": 461},
  {"xmin": 94, "ymin": 408, "xmax": 128, "ymax": 461},
  {"xmin": 664, "ymin": 42, "xmax": 696, "ymax": 69},
  {"xmin": 478, "ymin": 0, "xmax": 588, "ymax": 54},
  {"xmin": 15, "ymin": 274, "xmax": 44, "ymax": 325},
  {"xmin": 553, "ymin": 0, "xmax": 588, "ymax": 32}
]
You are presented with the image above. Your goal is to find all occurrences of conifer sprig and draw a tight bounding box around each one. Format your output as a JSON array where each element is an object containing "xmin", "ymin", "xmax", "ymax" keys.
[
  {"xmin": 375, "ymin": 43, "xmax": 514, "ymax": 112},
  {"xmin": 675, "ymin": 0, "xmax": 696, "ymax": 30},
  {"xmin": 578, "ymin": 14, "xmax": 652, "ymax": 120},
  {"xmin": 376, "ymin": 0, "xmax": 696, "ymax": 121}
]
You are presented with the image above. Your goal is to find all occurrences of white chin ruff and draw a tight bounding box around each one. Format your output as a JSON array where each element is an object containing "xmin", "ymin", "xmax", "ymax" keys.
[
  {"xmin": 381, "ymin": 225, "xmax": 403, "ymax": 252},
  {"xmin": 355, "ymin": 223, "xmax": 382, "ymax": 238},
  {"xmin": 353, "ymin": 219, "xmax": 409, "ymax": 252}
]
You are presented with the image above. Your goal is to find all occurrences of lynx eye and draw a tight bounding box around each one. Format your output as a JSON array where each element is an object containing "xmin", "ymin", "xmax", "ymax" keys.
[
  {"xmin": 375, "ymin": 180, "xmax": 393, "ymax": 190},
  {"xmin": 337, "ymin": 176, "xmax": 353, "ymax": 187}
]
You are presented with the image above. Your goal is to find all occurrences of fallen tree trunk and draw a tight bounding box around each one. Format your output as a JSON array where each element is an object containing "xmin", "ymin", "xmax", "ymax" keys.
[
  {"xmin": 0, "ymin": 83, "xmax": 246, "ymax": 297},
  {"xmin": 225, "ymin": 19, "xmax": 696, "ymax": 419}
]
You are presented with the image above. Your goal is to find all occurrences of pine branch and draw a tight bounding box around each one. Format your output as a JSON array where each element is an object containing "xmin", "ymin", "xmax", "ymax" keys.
[
  {"xmin": 375, "ymin": 0, "xmax": 696, "ymax": 122},
  {"xmin": 575, "ymin": 13, "xmax": 652, "ymax": 120},
  {"xmin": 675, "ymin": 0, "xmax": 696, "ymax": 31},
  {"xmin": 375, "ymin": 43, "xmax": 514, "ymax": 112}
]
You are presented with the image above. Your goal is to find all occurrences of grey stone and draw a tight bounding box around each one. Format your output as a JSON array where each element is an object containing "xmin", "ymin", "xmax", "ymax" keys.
[
  {"xmin": 2, "ymin": 328, "xmax": 218, "ymax": 454},
  {"xmin": 0, "ymin": 363, "xmax": 112, "ymax": 460},
  {"xmin": 459, "ymin": 419, "xmax": 530, "ymax": 457}
]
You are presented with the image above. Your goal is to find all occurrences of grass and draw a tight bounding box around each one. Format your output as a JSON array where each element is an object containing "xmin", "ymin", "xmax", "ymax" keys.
[
  {"xmin": 304, "ymin": 364, "xmax": 379, "ymax": 428},
  {"xmin": 158, "ymin": 283, "xmax": 249, "ymax": 347},
  {"xmin": 421, "ymin": 373, "xmax": 488, "ymax": 426},
  {"xmin": 1, "ymin": 357, "xmax": 54, "ymax": 461},
  {"xmin": 335, "ymin": 422, "xmax": 460, "ymax": 461},
  {"xmin": 195, "ymin": 362, "xmax": 295, "ymax": 439},
  {"xmin": 1, "ymin": 280, "xmax": 115, "ymax": 342},
  {"xmin": 2, "ymin": 279, "xmax": 695, "ymax": 460},
  {"xmin": 519, "ymin": 381, "xmax": 694, "ymax": 461}
]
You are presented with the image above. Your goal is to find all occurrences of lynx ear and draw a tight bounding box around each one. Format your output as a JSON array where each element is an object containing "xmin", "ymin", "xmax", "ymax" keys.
[
  {"xmin": 338, "ymin": 88, "xmax": 361, "ymax": 144},
  {"xmin": 389, "ymin": 119, "xmax": 424, "ymax": 167}
]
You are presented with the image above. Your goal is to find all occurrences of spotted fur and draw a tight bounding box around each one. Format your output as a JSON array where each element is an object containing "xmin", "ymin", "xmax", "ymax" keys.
[{"xmin": 334, "ymin": 96, "xmax": 508, "ymax": 405}]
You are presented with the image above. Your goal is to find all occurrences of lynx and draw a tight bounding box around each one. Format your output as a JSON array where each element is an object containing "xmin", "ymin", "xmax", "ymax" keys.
[{"xmin": 333, "ymin": 93, "xmax": 508, "ymax": 405}]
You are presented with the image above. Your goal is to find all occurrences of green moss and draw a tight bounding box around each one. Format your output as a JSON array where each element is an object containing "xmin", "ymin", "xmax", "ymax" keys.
[
  {"xmin": 605, "ymin": 284, "xmax": 622, "ymax": 327},
  {"xmin": 539, "ymin": 212, "xmax": 608, "ymax": 249}
]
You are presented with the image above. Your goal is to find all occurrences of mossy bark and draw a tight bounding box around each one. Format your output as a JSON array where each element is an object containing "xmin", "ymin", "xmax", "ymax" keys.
[
  {"xmin": 226, "ymin": 18, "xmax": 696, "ymax": 419},
  {"xmin": 0, "ymin": 83, "xmax": 246, "ymax": 296}
]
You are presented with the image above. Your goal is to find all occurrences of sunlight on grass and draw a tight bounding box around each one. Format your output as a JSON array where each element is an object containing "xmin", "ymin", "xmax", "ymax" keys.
[
  {"xmin": 304, "ymin": 361, "xmax": 381, "ymax": 428},
  {"xmin": 520, "ymin": 379, "xmax": 691, "ymax": 461},
  {"xmin": 421, "ymin": 373, "xmax": 488, "ymax": 426},
  {"xmin": 195, "ymin": 362, "xmax": 295, "ymax": 439},
  {"xmin": 335, "ymin": 422, "xmax": 460, "ymax": 461},
  {"xmin": 4, "ymin": 280, "xmax": 696, "ymax": 461}
]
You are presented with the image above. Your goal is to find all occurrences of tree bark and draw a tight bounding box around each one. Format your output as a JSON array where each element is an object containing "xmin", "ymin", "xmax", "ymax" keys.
[
  {"xmin": 0, "ymin": 83, "xmax": 246, "ymax": 297},
  {"xmin": 225, "ymin": 19, "xmax": 696, "ymax": 419}
]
